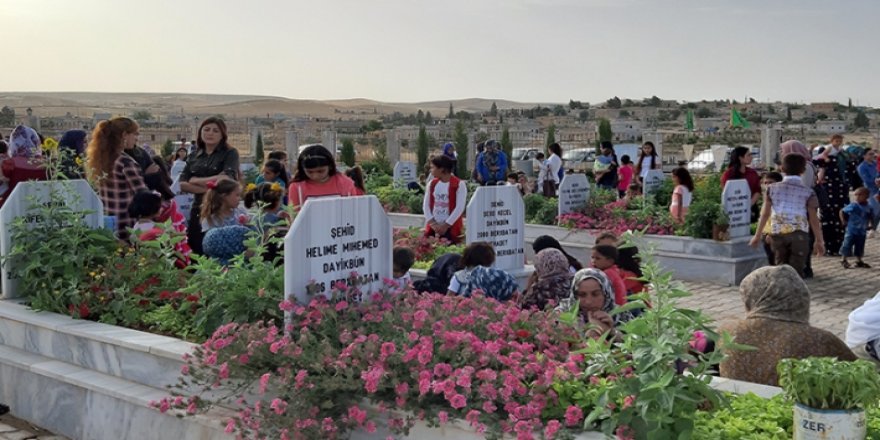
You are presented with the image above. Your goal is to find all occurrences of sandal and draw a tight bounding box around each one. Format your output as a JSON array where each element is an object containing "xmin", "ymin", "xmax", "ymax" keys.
[
  {"xmin": 841, "ymin": 260, "xmax": 851, "ymax": 269},
  {"xmin": 856, "ymin": 261, "xmax": 872, "ymax": 268}
]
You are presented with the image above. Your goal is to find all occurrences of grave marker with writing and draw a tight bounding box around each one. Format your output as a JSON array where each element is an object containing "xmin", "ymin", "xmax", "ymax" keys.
[
  {"xmin": 711, "ymin": 145, "xmax": 729, "ymax": 172},
  {"xmin": 465, "ymin": 186, "xmax": 525, "ymax": 272},
  {"xmin": 643, "ymin": 169, "xmax": 666, "ymax": 195},
  {"xmin": 558, "ymin": 173, "xmax": 590, "ymax": 216},
  {"xmin": 0, "ymin": 180, "xmax": 104, "ymax": 298},
  {"xmin": 284, "ymin": 195, "xmax": 392, "ymax": 304},
  {"xmin": 722, "ymin": 179, "xmax": 752, "ymax": 238},
  {"xmin": 393, "ymin": 161, "xmax": 418, "ymax": 187}
]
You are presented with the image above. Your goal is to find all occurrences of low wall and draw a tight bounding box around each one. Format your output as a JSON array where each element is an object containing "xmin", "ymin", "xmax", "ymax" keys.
[
  {"xmin": 0, "ymin": 301, "xmax": 781, "ymax": 440},
  {"xmin": 391, "ymin": 214, "xmax": 766, "ymax": 286}
]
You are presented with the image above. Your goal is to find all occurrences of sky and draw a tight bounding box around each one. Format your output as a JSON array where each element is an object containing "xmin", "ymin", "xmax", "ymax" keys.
[{"xmin": 2, "ymin": 0, "xmax": 879, "ymax": 106}]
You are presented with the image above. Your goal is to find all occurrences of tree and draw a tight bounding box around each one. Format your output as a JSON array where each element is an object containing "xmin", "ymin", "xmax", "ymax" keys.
[
  {"xmin": 786, "ymin": 106, "xmax": 793, "ymax": 121},
  {"xmin": 416, "ymin": 125, "xmax": 429, "ymax": 168},
  {"xmin": 606, "ymin": 96, "xmax": 622, "ymax": 109},
  {"xmin": 362, "ymin": 120, "xmax": 383, "ymax": 133},
  {"xmin": 578, "ymin": 110, "xmax": 589, "ymax": 122},
  {"xmin": 648, "ymin": 95, "xmax": 662, "ymax": 107},
  {"xmin": 162, "ymin": 139, "xmax": 174, "ymax": 158},
  {"xmin": 817, "ymin": 113, "xmax": 828, "ymax": 120},
  {"xmin": 0, "ymin": 106, "xmax": 14, "ymax": 126},
  {"xmin": 341, "ymin": 138, "xmax": 356, "ymax": 166},
  {"xmin": 696, "ymin": 107, "xmax": 714, "ymax": 118},
  {"xmin": 598, "ymin": 118, "xmax": 613, "ymax": 143},
  {"xmin": 448, "ymin": 103, "xmax": 455, "ymax": 119},
  {"xmin": 424, "ymin": 111, "xmax": 433, "ymax": 125},
  {"xmin": 489, "ymin": 102, "xmax": 498, "ymax": 117},
  {"xmin": 848, "ymin": 98, "xmax": 853, "ymax": 112},
  {"xmin": 132, "ymin": 109, "xmax": 153, "ymax": 122},
  {"xmin": 500, "ymin": 126, "xmax": 512, "ymax": 167},
  {"xmin": 254, "ymin": 133, "xmax": 264, "ymax": 167},
  {"xmin": 545, "ymin": 124, "xmax": 556, "ymax": 153},
  {"xmin": 553, "ymin": 105, "xmax": 567, "ymax": 116},
  {"xmin": 453, "ymin": 120, "xmax": 469, "ymax": 177},
  {"xmin": 854, "ymin": 111, "xmax": 870, "ymax": 129},
  {"xmin": 619, "ymin": 110, "xmax": 631, "ymax": 118},
  {"xmin": 416, "ymin": 109, "xmax": 424, "ymax": 123}
]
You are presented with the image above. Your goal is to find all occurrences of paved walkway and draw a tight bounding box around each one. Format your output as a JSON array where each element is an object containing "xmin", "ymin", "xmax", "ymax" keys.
[
  {"xmin": 0, "ymin": 415, "xmax": 66, "ymax": 440},
  {"xmin": 676, "ymin": 236, "xmax": 880, "ymax": 339}
]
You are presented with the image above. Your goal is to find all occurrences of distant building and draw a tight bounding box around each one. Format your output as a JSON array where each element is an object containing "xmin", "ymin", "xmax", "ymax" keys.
[
  {"xmin": 608, "ymin": 119, "xmax": 641, "ymax": 142},
  {"xmin": 813, "ymin": 120, "xmax": 846, "ymax": 134}
]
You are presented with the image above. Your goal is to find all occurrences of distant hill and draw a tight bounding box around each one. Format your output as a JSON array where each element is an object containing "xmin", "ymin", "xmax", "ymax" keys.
[{"xmin": 0, "ymin": 92, "xmax": 544, "ymax": 118}]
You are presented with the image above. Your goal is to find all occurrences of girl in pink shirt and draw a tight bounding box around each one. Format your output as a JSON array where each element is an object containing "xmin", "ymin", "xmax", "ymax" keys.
[{"xmin": 288, "ymin": 145, "xmax": 357, "ymax": 209}]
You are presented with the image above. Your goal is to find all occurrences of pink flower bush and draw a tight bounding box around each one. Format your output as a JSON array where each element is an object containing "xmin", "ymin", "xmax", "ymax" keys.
[
  {"xmin": 558, "ymin": 198, "xmax": 676, "ymax": 236},
  {"xmin": 161, "ymin": 287, "xmax": 590, "ymax": 439}
]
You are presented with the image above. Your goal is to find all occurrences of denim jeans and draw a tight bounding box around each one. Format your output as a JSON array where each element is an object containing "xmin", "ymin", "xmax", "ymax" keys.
[{"xmin": 840, "ymin": 233, "xmax": 867, "ymax": 258}]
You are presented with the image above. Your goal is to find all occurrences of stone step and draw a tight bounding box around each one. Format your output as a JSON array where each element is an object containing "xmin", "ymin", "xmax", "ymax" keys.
[
  {"xmin": 0, "ymin": 343, "xmax": 233, "ymax": 440},
  {"xmin": 0, "ymin": 301, "xmax": 192, "ymax": 391}
]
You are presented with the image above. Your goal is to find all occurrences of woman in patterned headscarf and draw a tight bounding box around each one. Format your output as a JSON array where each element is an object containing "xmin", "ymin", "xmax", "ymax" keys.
[
  {"xmin": 1, "ymin": 125, "xmax": 48, "ymax": 204},
  {"xmin": 556, "ymin": 268, "xmax": 633, "ymax": 339},
  {"xmin": 9, "ymin": 125, "xmax": 42, "ymax": 159},
  {"xmin": 520, "ymin": 248, "xmax": 574, "ymax": 310},
  {"xmin": 719, "ymin": 265, "xmax": 855, "ymax": 386}
]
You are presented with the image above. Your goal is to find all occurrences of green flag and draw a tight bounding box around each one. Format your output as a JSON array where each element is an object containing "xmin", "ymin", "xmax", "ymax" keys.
[
  {"xmin": 730, "ymin": 108, "xmax": 750, "ymax": 128},
  {"xmin": 686, "ymin": 109, "xmax": 694, "ymax": 131}
]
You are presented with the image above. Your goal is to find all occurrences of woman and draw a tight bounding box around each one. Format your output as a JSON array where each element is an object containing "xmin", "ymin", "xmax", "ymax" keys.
[
  {"xmin": 85, "ymin": 117, "xmax": 148, "ymax": 240},
  {"xmin": 815, "ymin": 135, "xmax": 851, "ymax": 256},
  {"xmin": 556, "ymin": 268, "xmax": 633, "ymax": 340},
  {"xmin": 413, "ymin": 253, "xmax": 461, "ymax": 294},
  {"xmin": 288, "ymin": 144, "xmax": 356, "ymax": 208},
  {"xmin": 169, "ymin": 147, "xmax": 189, "ymax": 181},
  {"xmin": 179, "ymin": 117, "xmax": 241, "ymax": 255},
  {"xmin": 543, "ymin": 143, "xmax": 563, "ymax": 196},
  {"xmin": 532, "ymin": 235, "xmax": 583, "ymax": 272},
  {"xmin": 57, "ymin": 129, "xmax": 87, "ymax": 179},
  {"xmin": 441, "ymin": 142, "xmax": 458, "ymax": 177},
  {"xmin": 1, "ymin": 125, "xmax": 47, "ymax": 203},
  {"xmin": 845, "ymin": 292, "xmax": 880, "ymax": 364},
  {"xmin": 719, "ymin": 265, "xmax": 856, "ymax": 386},
  {"xmin": 520, "ymin": 248, "xmax": 574, "ymax": 310},
  {"xmin": 594, "ymin": 142, "xmax": 619, "ymax": 191},
  {"xmin": 635, "ymin": 141, "xmax": 659, "ymax": 183},
  {"xmin": 720, "ymin": 146, "xmax": 761, "ymax": 217},
  {"xmin": 721, "ymin": 146, "xmax": 761, "ymax": 223}
]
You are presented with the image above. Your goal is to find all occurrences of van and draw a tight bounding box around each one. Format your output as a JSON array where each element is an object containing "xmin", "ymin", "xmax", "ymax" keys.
[{"xmin": 562, "ymin": 148, "xmax": 597, "ymax": 171}]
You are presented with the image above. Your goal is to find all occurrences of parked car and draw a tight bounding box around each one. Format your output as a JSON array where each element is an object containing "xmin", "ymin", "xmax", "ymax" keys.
[
  {"xmin": 511, "ymin": 147, "xmax": 542, "ymax": 161},
  {"xmin": 562, "ymin": 148, "xmax": 597, "ymax": 171}
]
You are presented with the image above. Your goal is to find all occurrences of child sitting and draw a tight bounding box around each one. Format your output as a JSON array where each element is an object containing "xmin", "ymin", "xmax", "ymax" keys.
[
  {"xmin": 244, "ymin": 182, "xmax": 289, "ymax": 227},
  {"xmin": 393, "ymin": 247, "xmax": 416, "ymax": 286},
  {"xmin": 448, "ymin": 242, "xmax": 518, "ymax": 301},
  {"xmin": 840, "ymin": 187, "xmax": 873, "ymax": 269},
  {"xmin": 590, "ymin": 244, "xmax": 627, "ymax": 306},
  {"xmin": 127, "ymin": 191, "xmax": 191, "ymax": 267},
  {"xmin": 201, "ymin": 180, "xmax": 252, "ymax": 265},
  {"xmin": 670, "ymin": 168, "xmax": 694, "ymax": 224},
  {"xmin": 624, "ymin": 183, "xmax": 642, "ymax": 202}
]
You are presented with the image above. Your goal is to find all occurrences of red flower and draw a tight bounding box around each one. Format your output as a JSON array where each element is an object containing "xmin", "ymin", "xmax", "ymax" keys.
[
  {"xmin": 138, "ymin": 299, "xmax": 150, "ymax": 307},
  {"xmin": 515, "ymin": 329, "xmax": 531, "ymax": 339},
  {"xmin": 159, "ymin": 291, "xmax": 172, "ymax": 300},
  {"xmin": 77, "ymin": 303, "xmax": 90, "ymax": 319},
  {"xmin": 146, "ymin": 275, "xmax": 160, "ymax": 286},
  {"xmin": 133, "ymin": 284, "xmax": 147, "ymax": 295},
  {"xmin": 185, "ymin": 295, "xmax": 200, "ymax": 303}
]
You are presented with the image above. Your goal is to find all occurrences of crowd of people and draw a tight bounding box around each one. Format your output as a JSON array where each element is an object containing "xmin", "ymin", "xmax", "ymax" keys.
[{"xmin": 5, "ymin": 119, "xmax": 880, "ymax": 389}]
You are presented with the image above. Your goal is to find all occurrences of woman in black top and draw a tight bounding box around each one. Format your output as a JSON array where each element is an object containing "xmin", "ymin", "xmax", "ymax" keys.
[{"xmin": 179, "ymin": 117, "xmax": 240, "ymax": 254}]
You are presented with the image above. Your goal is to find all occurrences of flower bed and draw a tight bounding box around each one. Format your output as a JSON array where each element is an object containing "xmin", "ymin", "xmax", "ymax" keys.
[{"xmin": 392, "ymin": 227, "xmax": 464, "ymax": 270}]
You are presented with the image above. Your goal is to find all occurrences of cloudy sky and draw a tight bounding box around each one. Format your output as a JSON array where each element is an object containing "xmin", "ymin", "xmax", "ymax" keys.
[{"xmin": 2, "ymin": 0, "xmax": 878, "ymax": 105}]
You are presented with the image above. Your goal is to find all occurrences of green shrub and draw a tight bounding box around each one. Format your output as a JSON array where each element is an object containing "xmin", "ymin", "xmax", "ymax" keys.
[{"xmin": 523, "ymin": 194, "xmax": 558, "ymax": 225}]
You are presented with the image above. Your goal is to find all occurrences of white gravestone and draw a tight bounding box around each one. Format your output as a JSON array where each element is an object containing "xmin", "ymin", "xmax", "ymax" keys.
[
  {"xmin": 284, "ymin": 195, "xmax": 392, "ymax": 304},
  {"xmin": 558, "ymin": 174, "xmax": 591, "ymax": 217},
  {"xmin": 0, "ymin": 180, "xmax": 104, "ymax": 298},
  {"xmin": 722, "ymin": 179, "xmax": 752, "ymax": 238},
  {"xmin": 466, "ymin": 186, "xmax": 525, "ymax": 272},
  {"xmin": 322, "ymin": 131, "xmax": 338, "ymax": 154},
  {"xmin": 682, "ymin": 144, "xmax": 695, "ymax": 162},
  {"xmin": 642, "ymin": 169, "xmax": 666, "ymax": 195},
  {"xmin": 393, "ymin": 161, "xmax": 418, "ymax": 187}
]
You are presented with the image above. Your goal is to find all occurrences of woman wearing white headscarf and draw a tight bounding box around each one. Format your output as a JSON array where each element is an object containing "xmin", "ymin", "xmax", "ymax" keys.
[
  {"xmin": 556, "ymin": 268, "xmax": 633, "ymax": 340},
  {"xmin": 846, "ymin": 292, "xmax": 880, "ymax": 364}
]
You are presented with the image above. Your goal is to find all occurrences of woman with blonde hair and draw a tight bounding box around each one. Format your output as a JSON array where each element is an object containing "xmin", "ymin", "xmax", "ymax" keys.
[{"xmin": 86, "ymin": 117, "xmax": 147, "ymax": 240}]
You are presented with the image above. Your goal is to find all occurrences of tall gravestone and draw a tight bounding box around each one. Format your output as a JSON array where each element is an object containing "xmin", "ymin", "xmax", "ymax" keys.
[
  {"xmin": 682, "ymin": 144, "xmax": 695, "ymax": 162},
  {"xmin": 558, "ymin": 173, "xmax": 590, "ymax": 216},
  {"xmin": 0, "ymin": 180, "xmax": 104, "ymax": 298},
  {"xmin": 761, "ymin": 127, "xmax": 782, "ymax": 168},
  {"xmin": 643, "ymin": 169, "xmax": 666, "ymax": 195},
  {"xmin": 722, "ymin": 179, "xmax": 751, "ymax": 238},
  {"xmin": 465, "ymin": 186, "xmax": 525, "ymax": 272},
  {"xmin": 393, "ymin": 161, "xmax": 417, "ymax": 187},
  {"xmin": 322, "ymin": 131, "xmax": 338, "ymax": 153},
  {"xmin": 285, "ymin": 130, "xmax": 299, "ymax": 170},
  {"xmin": 386, "ymin": 130, "xmax": 401, "ymax": 163},
  {"xmin": 284, "ymin": 195, "xmax": 392, "ymax": 304}
]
